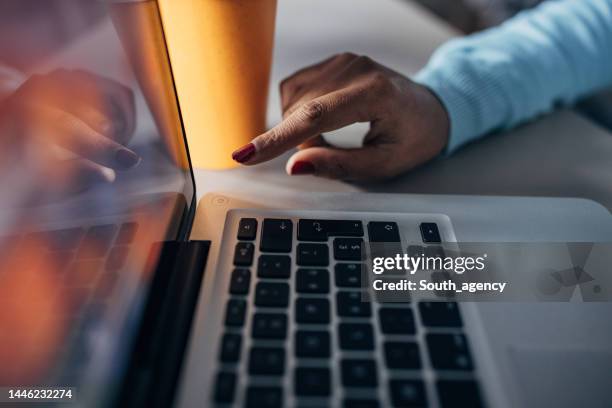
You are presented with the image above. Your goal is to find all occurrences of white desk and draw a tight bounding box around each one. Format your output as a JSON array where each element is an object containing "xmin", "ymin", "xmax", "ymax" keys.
[{"xmin": 194, "ymin": 0, "xmax": 612, "ymax": 212}]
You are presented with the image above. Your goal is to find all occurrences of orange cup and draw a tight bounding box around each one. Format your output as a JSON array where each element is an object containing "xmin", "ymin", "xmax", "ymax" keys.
[{"xmin": 157, "ymin": 0, "xmax": 277, "ymax": 169}]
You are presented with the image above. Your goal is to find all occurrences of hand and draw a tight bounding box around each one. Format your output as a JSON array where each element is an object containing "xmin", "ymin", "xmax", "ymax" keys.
[
  {"xmin": 232, "ymin": 53, "xmax": 450, "ymax": 181},
  {"xmin": 0, "ymin": 68, "xmax": 139, "ymax": 194}
]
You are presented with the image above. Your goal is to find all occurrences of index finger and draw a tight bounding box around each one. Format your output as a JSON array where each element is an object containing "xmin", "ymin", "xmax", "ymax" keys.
[{"xmin": 233, "ymin": 85, "xmax": 380, "ymax": 165}]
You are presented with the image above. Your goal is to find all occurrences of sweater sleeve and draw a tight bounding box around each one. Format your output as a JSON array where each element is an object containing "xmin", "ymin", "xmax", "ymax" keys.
[{"xmin": 414, "ymin": 0, "xmax": 612, "ymax": 153}]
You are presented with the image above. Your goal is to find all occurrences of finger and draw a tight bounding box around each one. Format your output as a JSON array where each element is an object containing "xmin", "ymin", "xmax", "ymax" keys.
[
  {"xmin": 298, "ymin": 134, "xmax": 329, "ymax": 150},
  {"xmin": 234, "ymin": 85, "xmax": 383, "ymax": 165},
  {"xmin": 34, "ymin": 105, "xmax": 141, "ymax": 170},
  {"xmin": 285, "ymin": 145, "xmax": 397, "ymax": 181},
  {"xmin": 280, "ymin": 53, "xmax": 358, "ymax": 113},
  {"xmin": 45, "ymin": 158, "xmax": 116, "ymax": 195},
  {"xmin": 54, "ymin": 69, "xmax": 137, "ymax": 143}
]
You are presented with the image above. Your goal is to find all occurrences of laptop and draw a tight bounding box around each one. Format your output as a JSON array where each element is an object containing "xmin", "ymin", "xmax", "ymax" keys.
[{"xmin": 1, "ymin": 2, "xmax": 612, "ymax": 408}]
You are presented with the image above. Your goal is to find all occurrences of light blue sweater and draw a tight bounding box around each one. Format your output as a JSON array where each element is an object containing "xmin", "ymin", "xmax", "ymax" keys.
[{"xmin": 415, "ymin": 0, "xmax": 612, "ymax": 152}]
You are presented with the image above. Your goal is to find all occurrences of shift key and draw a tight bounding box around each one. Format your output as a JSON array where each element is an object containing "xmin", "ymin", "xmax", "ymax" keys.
[{"xmin": 260, "ymin": 219, "xmax": 293, "ymax": 253}]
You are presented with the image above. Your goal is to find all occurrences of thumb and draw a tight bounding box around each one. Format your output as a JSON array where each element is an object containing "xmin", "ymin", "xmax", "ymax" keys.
[{"xmin": 286, "ymin": 145, "xmax": 394, "ymax": 181}]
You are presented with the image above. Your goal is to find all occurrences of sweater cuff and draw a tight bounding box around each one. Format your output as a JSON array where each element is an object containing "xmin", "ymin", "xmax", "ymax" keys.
[{"xmin": 414, "ymin": 65, "xmax": 480, "ymax": 154}]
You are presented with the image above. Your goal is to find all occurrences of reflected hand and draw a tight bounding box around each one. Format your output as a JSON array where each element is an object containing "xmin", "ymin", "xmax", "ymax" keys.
[
  {"xmin": 232, "ymin": 53, "xmax": 449, "ymax": 181},
  {"xmin": 0, "ymin": 68, "xmax": 139, "ymax": 193}
]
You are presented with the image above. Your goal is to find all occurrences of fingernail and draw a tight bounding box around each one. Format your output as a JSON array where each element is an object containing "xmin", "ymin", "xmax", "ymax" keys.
[
  {"xmin": 99, "ymin": 167, "xmax": 116, "ymax": 183},
  {"xmin": 114, "ymin": 148, "xmax": 141, "ymax": 170},
  {"xmin": 290, "ymin": 160, "xmax": 315, "ymax": 175},
  {"xmin": 232, "ymin": 143, "xmax": 256, "ymax": 163}
]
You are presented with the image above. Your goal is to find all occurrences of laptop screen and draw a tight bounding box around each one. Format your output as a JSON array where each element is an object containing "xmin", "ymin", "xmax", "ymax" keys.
[{"xmin": 0, "ymin": 1, "xmax": 194, "ymax": 405}]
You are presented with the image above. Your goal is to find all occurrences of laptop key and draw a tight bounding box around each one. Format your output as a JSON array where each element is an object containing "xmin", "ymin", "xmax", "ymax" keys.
[
  {"xmin": 335, "ymin": 263, "xmax": 363, "ymax": 287},
  {"xmin": 296, "ymin": 268, "xmax": 329, "ymax": 293},
  {"xmin": 344, "ymin": 399, "xmax": 379, "ymax": 408},
  {"xmin": 389, "ymin": 379, "xmax": 427, "ymax": 407},
  {"xmin": 341, "ymin": 359, "xmax": 378, "ymax": 387},
  {"xmin": 255, "ymin": 282, "xmax": 289, "ymax": 307},
  {"xmin": 367, "ymin": 222, "xmax": 400, "ymax": 242},
  {"xmin": 233, "ymin": 242, "xmax": 254, "ymax": 266},
  {"xmin": 384, "ymin": 342, "xmax": 421, "ymax": 369},
  {"xmin": 77, "ymin": 224, "xmax": 117, "ymax": 258},
  {"xmin": 47, "ymin": 228, "xmax": 84, "ymax": 251},
  {"xmin": 213, "ymin": 372, "xmax": 236, "ymax": 403},
  {"xmin": 229, "ymin": 268, "xmax": 251, "ymax": 294},
  {"xmin": 333, "ymin": 238, "xmax": 364, "ymax": 261},
  {"xmin": 295, "ymin": 367, "xmax": 331, "ymax": 396},
  {"xmin": 245, "ymin": 386, "xmax": 283, "ymax": 408},
  {"xmin": 252, "ymin": 313, "xmax": 287, "ymax": 339},
  {"xmin": 297, "ymin": 243, "xmax": 329, "ymax": 266},
  {"xmin": 420, "ymin": 222, "xmax": 441, "ymax": 243},
  {"xmin": 379, "ymin": 308, "xmax": 416, "ymax": 334},
  {"xmin": 418, "ymin": 301, "xmax": 462, "ymax": 327},
  {"xmin": 116, "ymin": 222, "xmax": 138, "ymax": 245},
  {"xmin": 238, "ymin": 218, "xmax": 258, "ymax": 240},
  {"xmin": 436, "ymin": 379, "xmax": 483, "ymax": 408},
  {"xmin": 296, "ymin": 298, "xmax": 330, "ymax": 324},
  {"xmin": 220, "ymin": 333, "xmax": 242, "ymax": 363},
  {"xmin": 225, "ymin": 299, "xmax": 247, "ymax": 327},
  {"xmin": 298, "ymin": 219, "xmax": 364, "ymax": 241},
  {"xmin": 295, "ymin": 330, "xmax": 330, "ymax": 358},
  {"xmin": 337, "ymin": 291, "xmax": 372, "ymax": 317},
  {"xmin": 258, "ymin": 255, "xmax": 291, "ymax": 278},
  {"xmin": 260, "ymin": 219, "xmax": 292, "ymax": 253},
  {"xmin": 339, "ymin": 323, "xmax": 374, "ymax": 350},
  {"xmin": 248, "ymin": 347, "xmax": 285, "ymax": 375},
  {"xmin": 426, "ymin": 333, "xmax": 473, "ymax": 370}
]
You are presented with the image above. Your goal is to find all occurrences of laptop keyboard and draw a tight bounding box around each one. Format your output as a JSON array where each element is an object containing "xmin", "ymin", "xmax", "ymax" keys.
[{"xmin": 213, "ymin": 218, "xmax": 484, "ymax": 408}]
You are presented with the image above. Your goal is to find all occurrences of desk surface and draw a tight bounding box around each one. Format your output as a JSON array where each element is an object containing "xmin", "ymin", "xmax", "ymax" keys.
[{"xmin": 194, "ymin": 0, "xmax": 612, "ymax": 212}]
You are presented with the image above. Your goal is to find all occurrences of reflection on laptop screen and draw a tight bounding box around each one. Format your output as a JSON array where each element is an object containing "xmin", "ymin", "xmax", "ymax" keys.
[{"xmin": 0, "ymin": 1, "xmax": 193, "ymax": 405}]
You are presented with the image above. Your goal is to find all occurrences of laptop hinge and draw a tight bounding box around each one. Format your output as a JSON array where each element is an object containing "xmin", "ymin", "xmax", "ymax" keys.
[{"xmin": 118, "ymin": 240, "xmax": 210, "ymax": 408}]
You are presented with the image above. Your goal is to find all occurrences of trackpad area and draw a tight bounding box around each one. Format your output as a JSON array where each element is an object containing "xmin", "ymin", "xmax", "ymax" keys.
[{"xmin": 509, "ymin": 347, "xmax": 612, "ymax": 408}]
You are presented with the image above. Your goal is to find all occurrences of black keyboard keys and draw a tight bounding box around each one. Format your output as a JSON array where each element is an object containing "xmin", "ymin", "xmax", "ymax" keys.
[
  {"xmin": 341, "ymin": 359, "xmax": 378, "ymax": 387},
  {"xmin": 245, "ymin": 386, "xmax": 283, "ymax": 408},
  {"xmin": 418, "ymin": 301, "xmax": 462, "ymax": 327},
  {"xmin": 367, "ymin": 222, "xmax": 400, "ymax": 242},
  {"xmin": 339, "ymin": 323, "xmax": 374, "ymax": 350},
  {"xmin": 234, "ymin": 242, "xmax": 254, "ymax": 266},
  {"xmin": 249, "ymin": 347, "xmax": 285, "ymax": 375},
  {"xmin": 296, "ymin": 269, "xmax": 329, "ymax": 293},
  {"xmin": 298, "ymin": 219, "xmax": 364, "ymax": 241},
  {"xmin": 260, "ymin": 219, "xmax": 292, "ymax": 253},
  {"xmin": 219, "ymin": 333, "xmax": 242, "ymax": 363},
  {"xmin": 426, "ymin": 333, "xmax": 473, "ymax": 370},
  {"xmin": 344, "ymin": 399, "xmax": 379, "ymax": 408},
  {"xmin": 335, "ymin": 263, "xmax": 363, "ymax": 287},
  {"xmin": 255, "ymin": 282, "xmax": 289, "ymax": 307},
  {"xmin": 337, "ymin": 291, "xmax": 372, "ymax": 318},
  {"xmin": 213, "ymin": 372, "xmax": 236, "ymax": 403},
  {"xmin": 296, "ymin": 298, "xmax": 330, "ymax": 324},
  {"xmin": 229, "ymin": 268, "xmax": 251, "ymax": 294},
  {"xmin": 295, "ymin": 330, "xmax": 330, "ymax": 358},
  {"xmin": 225, "ymin": 299, "xmax": 246, "ymax": 326},
  {"xmin": 389, "ymin": 379, "xmax": 427, "ymax": 407},
  {"xmin": 420, "ymin": 222, "xmax": 441, "ymax": 243},
  {"xmin": 379, "ymin": 308, "xmax": 416, "ymax": 334},
  {"xmin": 334, "ymin": 238, "xmax": 364, "ymax": 261},
  {"xmin": 297, "ymin": 243, "xmax": 329, "ymax": 266},
  {"xmin": 252, "ymin": 313, "xmax": 287, "ymax": 339},
  {"xmin": 436, "ymin": 380, "xmax": 483, "ymax": 408},
  {"xmin": 295, "ymin": 367, "xmax": 331, "ymax": 396},
  {"xmin": 258, "ymin": 255, "xmax": 291, "ymax": 279},
  {"xmin": 238, "ymin": 218, "xmax": 258, "ymax": 240},
  {"xmin": 384, "ymin": 342, "xmax": 421, "ymax": 369}
]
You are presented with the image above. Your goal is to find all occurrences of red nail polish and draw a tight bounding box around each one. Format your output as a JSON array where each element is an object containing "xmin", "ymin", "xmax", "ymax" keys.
[
  {"xmin": 290, "ymin": 160, "xmax": 315, "ymax": 175},
  {"xmin": 232, "ymin": 143, "xmax": 256, "ymax": 163}
]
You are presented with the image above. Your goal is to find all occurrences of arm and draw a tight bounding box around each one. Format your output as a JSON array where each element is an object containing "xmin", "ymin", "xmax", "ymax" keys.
[{"xmin": 415, "ymin": 0, "xmax": 612, "ymax": 152}]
